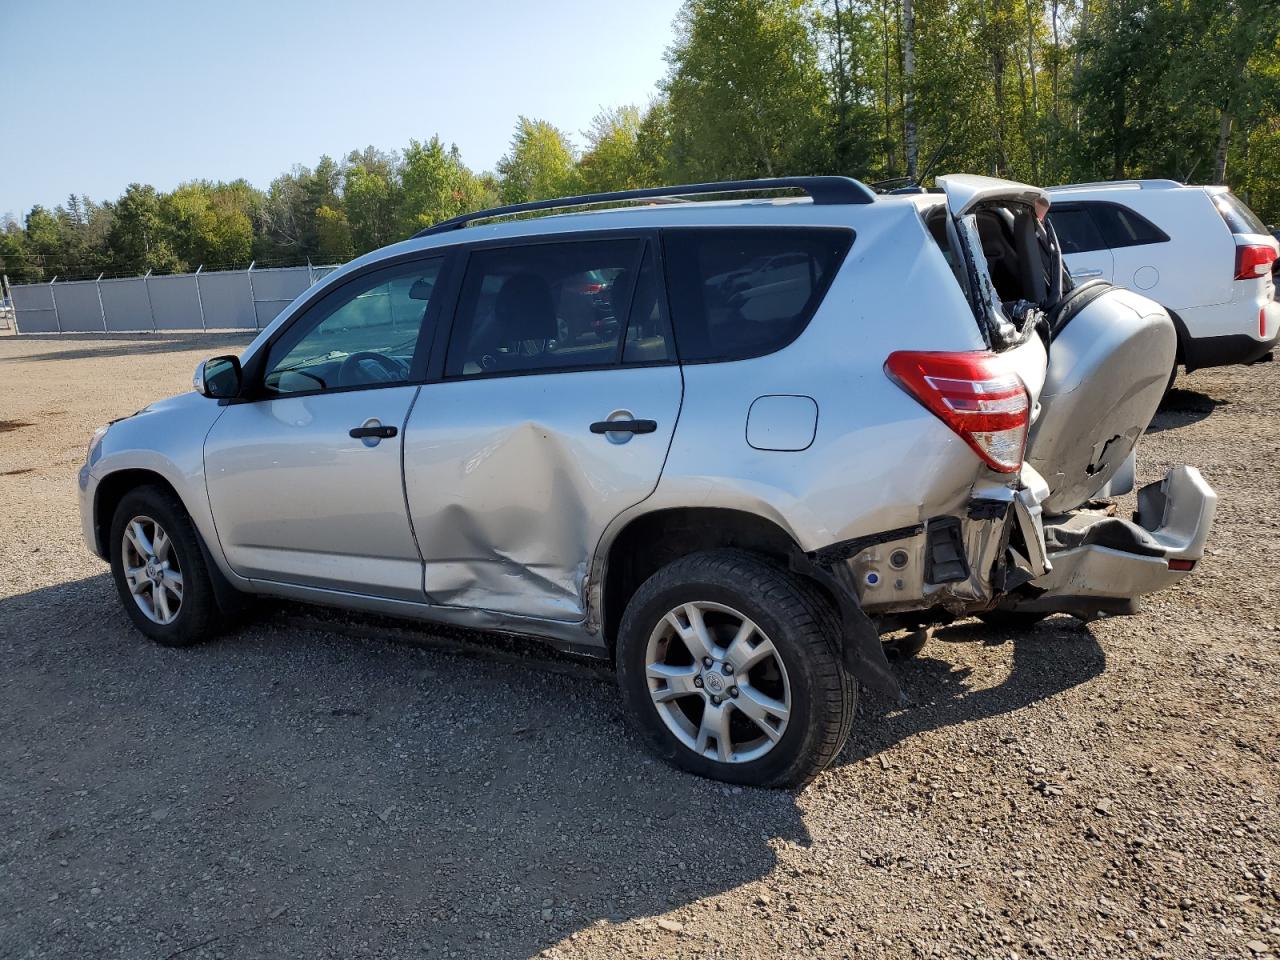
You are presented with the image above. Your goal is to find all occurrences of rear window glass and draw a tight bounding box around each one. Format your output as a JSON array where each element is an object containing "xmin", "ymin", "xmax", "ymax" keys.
[
  {"xmin": 662, "ymin": 228, "xmax": 853, "ymax": 363},
  {"xmin": 1213, "ymin": 192, "xmax": 1270, "ymax": 236}
]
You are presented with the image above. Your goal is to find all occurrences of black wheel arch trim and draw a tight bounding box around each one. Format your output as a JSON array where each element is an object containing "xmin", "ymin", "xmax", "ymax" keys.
[
  {"xmin": 790, "ymin": 548, "xmax": 904, "ymax": 703},
  {"xmin": 98, "ymin": 469, "xmax": 245, "ymax": 618}
]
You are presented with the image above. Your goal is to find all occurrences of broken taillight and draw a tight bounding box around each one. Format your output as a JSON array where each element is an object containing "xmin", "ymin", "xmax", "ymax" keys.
[
  {"xmin": 885, "ymin": 351, "xmax": 1030, "ymax": 473},
  {"xmin": 1235, "ymin": 244, "xmax": 1277, "ymax": 280}
]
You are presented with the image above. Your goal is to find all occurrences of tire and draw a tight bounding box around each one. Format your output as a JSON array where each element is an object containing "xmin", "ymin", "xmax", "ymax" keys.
[
  {"xmin": 109, "ymin": 484, "xmax": 222, "ymax": 647},
  {"xmin": 978, "ymin": 610, "xmax": 1048, "ymax": 631},
  {"xmin": 616, "ymin": 549, "xmax": 857, "ymax": 788}
]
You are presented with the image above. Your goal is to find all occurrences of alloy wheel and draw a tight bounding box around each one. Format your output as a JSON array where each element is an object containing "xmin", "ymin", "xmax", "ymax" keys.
[
  {"xmin": 644, "ymin": 601, "xmax": 792, "ymax": 764},
  {"xmin": 121, "ymin": 515, "xmax": 183, "ymax": 625}
]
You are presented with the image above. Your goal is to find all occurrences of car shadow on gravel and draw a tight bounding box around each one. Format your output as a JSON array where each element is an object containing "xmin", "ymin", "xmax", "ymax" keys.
[
  {"xmin": 840, "ymin": 618, "xmax": 1106, "ymax": 765},
  {"xmin": 1148, "ymin": 387, "xmax": 1223, "ymax": 432},
  {"xmin": 1, "ymin": 575, "xmax": 812, "ymax": 960},
  {"xmin": 0, "ymin": 332, "xmax": 252, "ymax": 363}
]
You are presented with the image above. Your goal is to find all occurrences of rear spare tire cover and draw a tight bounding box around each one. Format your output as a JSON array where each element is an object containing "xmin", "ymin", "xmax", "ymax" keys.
[{"xmin": 1026, "ymin": 288, "xmax": 1175, "ymax": 514}]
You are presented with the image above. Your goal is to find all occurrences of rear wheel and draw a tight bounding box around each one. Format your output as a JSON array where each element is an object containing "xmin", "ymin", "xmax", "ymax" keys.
[
  {"xmin": 109, "ymin": 485, "xmax": 222, "ymax": 647},
  {"xmin": 616, "ymin": 550, "xmax": 856, "ymax": 788}
]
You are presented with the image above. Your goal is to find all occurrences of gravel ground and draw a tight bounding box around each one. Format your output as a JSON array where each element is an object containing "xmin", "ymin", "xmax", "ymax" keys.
[{"xmin": 0, "ymin": 333, "xmax": 1277, "ymax": 960}]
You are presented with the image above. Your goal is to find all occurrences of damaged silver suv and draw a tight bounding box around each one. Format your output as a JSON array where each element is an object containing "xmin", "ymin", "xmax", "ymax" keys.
[{"xmin": 79, "ymin": 175, "xmax": 1216, "ymax": 787}]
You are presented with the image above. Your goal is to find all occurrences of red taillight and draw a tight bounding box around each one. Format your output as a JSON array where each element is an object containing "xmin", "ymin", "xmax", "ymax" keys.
[
  {"xmin": 885, "ymin": 350, "xmax": 1030, "ymax": 473},
  {"xmin": 576, "ymin": 282, "xmax": 605, "ymax": 295},
  {"xmin": 1235, "ymin": 244, "xmax": 1277, "ymax": 280},
  {"xmin": 1168, "ymin": 558, "xmax": 1196, "ymax": 572}
]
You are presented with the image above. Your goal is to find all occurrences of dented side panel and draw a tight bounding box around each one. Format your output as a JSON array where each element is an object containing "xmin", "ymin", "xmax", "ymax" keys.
[{"xmin": 404, "ymin": 366, "xmax": 683, "ymax": 621}]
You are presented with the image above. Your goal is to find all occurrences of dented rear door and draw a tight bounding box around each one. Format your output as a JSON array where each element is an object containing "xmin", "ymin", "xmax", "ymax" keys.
[{"xmin": 403, "ymin": 236, "xmax": 682, "ymax": 621}]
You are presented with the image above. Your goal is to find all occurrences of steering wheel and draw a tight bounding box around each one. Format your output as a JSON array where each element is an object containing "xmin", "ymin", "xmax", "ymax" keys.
[{"xmin": 337, "ymin": 352, "xmax": 407, "ymax": 387}]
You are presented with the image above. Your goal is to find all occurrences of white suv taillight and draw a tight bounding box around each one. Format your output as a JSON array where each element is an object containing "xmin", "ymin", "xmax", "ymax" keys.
[
  {"xmin": 885, "ymin": 351, "xmax": 1030, "ymax": 473},
  {"xmin": 1235, "ymin": 244, "xmax": 1277, "ymax": 280}
]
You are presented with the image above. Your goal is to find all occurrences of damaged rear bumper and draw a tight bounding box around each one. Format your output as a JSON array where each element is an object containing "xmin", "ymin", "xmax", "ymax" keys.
[
  {"xmin": 996, "ymin": 465, "xmax": 1216, "ymax": 619},
  {"xmin": 804, "ymin": 465, "xmax": 1214, "ymax": 700},
  {"xmin": 819, "ymin": 465, "xmax": 1216, "ymax": 625}
]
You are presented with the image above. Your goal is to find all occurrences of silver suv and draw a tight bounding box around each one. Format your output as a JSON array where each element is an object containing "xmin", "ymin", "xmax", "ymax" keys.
[{"xmin": 79, "ymin": 175, "xmax": 1217, "ymax": 787}]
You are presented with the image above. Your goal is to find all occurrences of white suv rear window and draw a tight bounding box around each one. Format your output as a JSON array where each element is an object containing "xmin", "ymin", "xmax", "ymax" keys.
[{"xmin": 1213, "ymin": 192, "xmax": 1269, "ymax": 236}]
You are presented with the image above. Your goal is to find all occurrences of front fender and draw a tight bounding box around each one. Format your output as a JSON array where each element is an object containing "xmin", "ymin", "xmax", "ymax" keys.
[{"xmin": 84, "ymin": 391, "xmax": 231, "ymax": 580}]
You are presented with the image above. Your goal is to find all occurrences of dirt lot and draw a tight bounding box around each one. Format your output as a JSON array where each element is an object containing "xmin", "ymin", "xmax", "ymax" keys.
[{"xmin": 0, "ymin": 333, "xmax": 1277, "ymax": 960}]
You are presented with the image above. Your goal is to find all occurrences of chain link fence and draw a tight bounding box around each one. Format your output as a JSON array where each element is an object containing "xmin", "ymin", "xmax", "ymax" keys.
[{"xmin": 6, "ymin": 262, "xmax": 340, "ymax": 335}]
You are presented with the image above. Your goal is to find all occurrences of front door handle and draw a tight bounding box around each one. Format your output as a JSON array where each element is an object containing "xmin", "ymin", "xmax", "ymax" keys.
[
  {"xmin": 349, "ymin": 423, "xmax": 398, "ymax": 440},
  {"xmin": 590, "ymin": 419, "xmax": 657, "ymax": 435}
]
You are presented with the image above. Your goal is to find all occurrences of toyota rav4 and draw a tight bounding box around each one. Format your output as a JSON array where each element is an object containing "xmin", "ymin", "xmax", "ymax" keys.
[{"xmin": 79, "ymin": 175, "xmax": 1217, "ymax": 787}]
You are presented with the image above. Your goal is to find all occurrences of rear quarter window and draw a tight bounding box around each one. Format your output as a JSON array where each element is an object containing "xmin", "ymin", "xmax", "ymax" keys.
[
  {"xmin": 1090, "ymin": 203, "xmax": 1168, "ymax": 248},
  {"xmin": 661, "ymin": 227, "xmax": 853, "ymax": 363}
]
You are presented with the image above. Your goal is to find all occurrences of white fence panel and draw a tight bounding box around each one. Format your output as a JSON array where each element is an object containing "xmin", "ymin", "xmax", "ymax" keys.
[
  {"xmin": 99, "ymin": 277, "xmax": 155, "ymax": 332},
  {"xmin": 11, "ymin": 284, "xmax": 59, "ymax": 332},
  {"xmin": 249, "ymin": 266, "xmax": 314, "ymax": 329},
  {"xmin": 148, "ymin": 275, "xmax": 204, "ymax": 331},
  {"xmin": 198, "ymin": 271, "xmax": 255, "ymax": 330},
  {"xmin": 10, "ymin": 263, "xmax": 339, "ymax": 334},
  {"xmin": 48, "ymin": 280, "xmax": 104, "ymax": 332}
]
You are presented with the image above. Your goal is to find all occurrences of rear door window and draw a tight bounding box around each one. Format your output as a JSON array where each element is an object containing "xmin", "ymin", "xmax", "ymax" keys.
[
  {"xmin": 445, "ymin": 238, "xmax": 646, "ymax": 377},
  {"xmin": 661, "ymin": 228, "xmax": 853, "ymax": 363},
  {"xmin": 1212, "ymin": 192, "xmax": 1270, "ymax": 236}
]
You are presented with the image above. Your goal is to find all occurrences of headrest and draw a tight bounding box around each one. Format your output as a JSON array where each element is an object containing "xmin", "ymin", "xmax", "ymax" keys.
[{"xmin": 495, "ymin": 274, "xmax": 556, "ymax": 340}]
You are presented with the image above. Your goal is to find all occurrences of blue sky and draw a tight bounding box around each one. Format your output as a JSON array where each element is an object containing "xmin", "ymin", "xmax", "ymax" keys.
[{"xmin": 0, "ymin": 0, "xmax": 684, "ymax": 219}]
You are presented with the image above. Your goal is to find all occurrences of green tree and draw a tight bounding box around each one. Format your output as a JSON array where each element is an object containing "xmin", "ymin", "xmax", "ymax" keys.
[
  {"xmin": 314, "ymin": 205, "xmax": 355, "ymax": 261},
  {"xmin": 0, "ymin": 222, "xmax": 39, "ymax": 283},
  {"xmin": 664, "ymin": 0, "xmax": 829, "ymax": 180},
  {"xmin": 163, "ymin": 181, "xmax": 256, "ymax": 270},
  {"xmin": 343, "ymin": 147, "xmax": 401, "ymax": 253},
  {"xmin": 496, "ymin": 117, "xmax": 579, "ymax": 203},
  {"xmin": 397, "ymin": 136, "xmax": 487, "ymax": 235},
  {"xmin": 106, "ymin": 184, "xmax": 180, "ymax": 274},
  {"xmin": 578, "ymin": 106, "xmax": 647, "ymax": 192},
  {"xmin": 634, "ymin": 99, "xmax": 675, "ymax": 185}
]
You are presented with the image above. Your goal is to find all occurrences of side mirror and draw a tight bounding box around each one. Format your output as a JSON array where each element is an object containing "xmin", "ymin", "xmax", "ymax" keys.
[{"xmin": 194, "ymin": 355, "xmax": 242, "ymax": 399}]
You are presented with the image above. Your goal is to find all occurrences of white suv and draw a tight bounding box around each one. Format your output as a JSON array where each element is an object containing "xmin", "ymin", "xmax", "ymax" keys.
[{"xmin": 1045, "ymin": 180, "xmax": 1279, "ymax": 376}]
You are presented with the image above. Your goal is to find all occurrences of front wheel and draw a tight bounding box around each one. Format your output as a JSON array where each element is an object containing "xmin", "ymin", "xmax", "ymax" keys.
[
  {"xmin": 109, "ymin": 485, "xmax": 222, "ymax": 647},
  {"xmin": 616, "ymin": 550, "xmax": 856, "ymax": 788}
]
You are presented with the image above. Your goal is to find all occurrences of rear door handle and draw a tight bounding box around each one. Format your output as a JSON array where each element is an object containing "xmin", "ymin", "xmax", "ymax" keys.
[
  {"xmin": 590, "ymin": 419, "xmax": 657, "ymax": 435},
  {"xmin": 349, "ymin": 424, "xmax": 398, "ymax": 439},
  {"xmin": 1073, "ymin": 268, "xmax": 1103, "ymax": 279}
]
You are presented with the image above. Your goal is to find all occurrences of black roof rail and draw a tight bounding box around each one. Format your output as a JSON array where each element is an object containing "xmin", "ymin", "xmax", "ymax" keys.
[{"xmin": 411, "ymin": 176, "xmax": 877, "ymax": 239}]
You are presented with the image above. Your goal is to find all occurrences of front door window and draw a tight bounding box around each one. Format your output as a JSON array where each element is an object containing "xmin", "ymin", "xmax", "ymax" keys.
[{"xmin": 263, "ymin": 258, "xmax": 444, "ymax": 395}]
